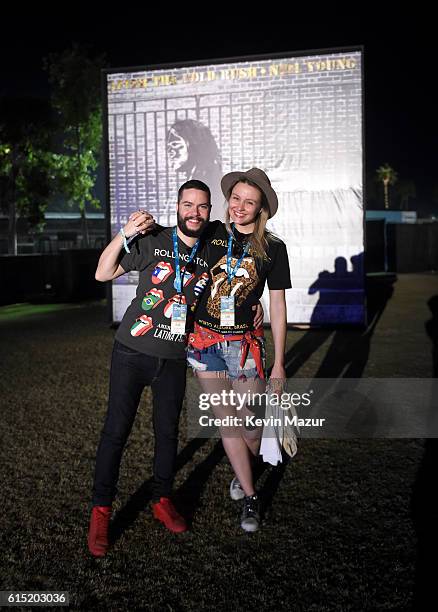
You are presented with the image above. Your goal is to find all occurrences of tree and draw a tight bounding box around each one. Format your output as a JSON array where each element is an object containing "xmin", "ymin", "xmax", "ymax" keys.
[
  {"xmin": 0, "ymin": 97, "xmax": 54, "ymax": 255},
  {"xmin": 376, "ymin": 164, "xmax": 398, "ymax": 210},
  {"xmin": 44, "ymin": 44, "xmax": 106, "ymax": 247}
]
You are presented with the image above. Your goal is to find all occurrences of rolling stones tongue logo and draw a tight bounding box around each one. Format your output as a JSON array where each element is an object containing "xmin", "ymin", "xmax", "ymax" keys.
[
  {"xmin": 151, "ymin": 261, "xmax": 173, "ymax": 285},
  {"xmin": 206, "ymin": 255, "xmax": 258, "ymax": 319},
  {"xmin": 173, "ymin": 266, "xmax": 194, "ymax": 291},
  {"xmin": 193, "ymin": 272, "xmax": 209, "ymax": 297},
  {"xmin": 164, "ymin": 294, "xmax": 187, "ymax": 318},
  {"xmin": 130, "ymin": 315, "xmax": 153, "ymax": 336},
  {"xmin": 141, "ymin": 288, "xmax": 164, "ymax": 311}
]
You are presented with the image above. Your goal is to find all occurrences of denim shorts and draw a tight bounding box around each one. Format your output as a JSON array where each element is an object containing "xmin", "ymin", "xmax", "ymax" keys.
[{"xmin": 187, "ymin": 337, "xmax": 266, "ymax": 381}]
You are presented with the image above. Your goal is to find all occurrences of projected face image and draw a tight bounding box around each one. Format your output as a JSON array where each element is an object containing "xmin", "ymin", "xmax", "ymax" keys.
[{"xmin": 167, "ymin": 128, "xmax": 188, "ymax": 170}]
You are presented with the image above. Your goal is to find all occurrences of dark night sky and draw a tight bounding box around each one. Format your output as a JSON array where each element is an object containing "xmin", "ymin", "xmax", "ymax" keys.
[{"xmin": 2, "ymin": 11, "xmax": 436, "ymax": 215}]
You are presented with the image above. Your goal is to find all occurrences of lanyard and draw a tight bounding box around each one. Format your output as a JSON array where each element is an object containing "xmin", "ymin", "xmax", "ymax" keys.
[
  {"xmin": 226, "ymin": 226, "xmax": 250, "ymax": 285},
  {"xmin": 172, "ymin": 227, "xmax": 200, "ymax": 295}
]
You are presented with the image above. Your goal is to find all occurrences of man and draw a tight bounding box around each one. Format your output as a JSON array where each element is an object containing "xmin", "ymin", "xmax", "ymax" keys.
[{"xmin": 88, "ymin": 180, "xmax": 212, "ymax": 557}]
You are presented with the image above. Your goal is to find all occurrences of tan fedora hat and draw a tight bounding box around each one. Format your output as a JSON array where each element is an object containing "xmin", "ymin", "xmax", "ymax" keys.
[{"xmin": 221, "ymin": 167, "xmax": 278, "ymax": 218}]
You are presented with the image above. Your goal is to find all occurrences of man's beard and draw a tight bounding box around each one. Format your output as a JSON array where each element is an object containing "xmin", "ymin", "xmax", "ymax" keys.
[{"xmin": 177, "ymin": 214, "xmax": 208, "ymax": 238}]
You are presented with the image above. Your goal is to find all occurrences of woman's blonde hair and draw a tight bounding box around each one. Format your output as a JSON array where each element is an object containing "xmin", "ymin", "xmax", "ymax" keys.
[{"xmin": 224, "ymin": 178, "xmax": 274, "ymax": 262}]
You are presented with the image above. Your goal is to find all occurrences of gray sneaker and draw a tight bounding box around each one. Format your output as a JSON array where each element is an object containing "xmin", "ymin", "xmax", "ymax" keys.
[
  {"xmin": 241, "ymin": 494, "xmax": 260, "ymax": 532},
  {"xmin": 229, "ymin": 476, "xmax": 245, "ymax": 501}
]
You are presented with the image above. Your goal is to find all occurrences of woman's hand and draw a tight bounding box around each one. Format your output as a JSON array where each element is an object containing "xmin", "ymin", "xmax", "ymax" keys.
[{"xmin": 269, "ymin": 363, "xmax": 286, "ymax": 397}]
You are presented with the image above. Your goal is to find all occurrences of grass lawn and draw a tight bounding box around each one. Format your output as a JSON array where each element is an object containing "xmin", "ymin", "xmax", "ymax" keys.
[{"xmin": 0, "ymin": 274, "xmax": 436, "ymax": 610}]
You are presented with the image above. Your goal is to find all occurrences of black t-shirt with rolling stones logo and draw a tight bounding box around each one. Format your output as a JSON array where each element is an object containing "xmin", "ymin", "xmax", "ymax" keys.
[
  {"xmin": 195, "ymin": 222, "xmax": 292, "ymax": 334},
  {"xmin": 116, "ymin": 225, "xmax": 210, "ymax": 358}
]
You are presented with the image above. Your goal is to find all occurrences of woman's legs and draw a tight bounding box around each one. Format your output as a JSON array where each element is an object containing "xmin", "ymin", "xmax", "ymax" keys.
[
  {"xmin": 196, "ymin": 371, "xmax": 264, "ymax": 497},
  {"xmin": 232, "ymin": 376, "xmax": 266, "ymax": 457}
]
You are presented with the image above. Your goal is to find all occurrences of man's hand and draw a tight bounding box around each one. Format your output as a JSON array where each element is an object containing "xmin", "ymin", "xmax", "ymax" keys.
[
  {"xmin": 125, "ymin": 210, "xmax": 155, "ymax": 237},
  {"xmin": 252, "ymin": 301, "xmax": 264, "ymax": 329}
]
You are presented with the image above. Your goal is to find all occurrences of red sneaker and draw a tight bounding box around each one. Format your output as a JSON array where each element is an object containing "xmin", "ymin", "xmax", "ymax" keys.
[
  {"xmin": 152, "ymin": 497, "xmax": 187, "ymax": 533},
  {"xmin": 88, "ymin": 505, "xmax": 112, "ymax": 557}
]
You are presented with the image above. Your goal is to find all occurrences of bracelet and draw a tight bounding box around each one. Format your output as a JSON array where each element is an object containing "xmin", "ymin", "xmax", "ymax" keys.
[{"xmin": 120, "ymin": 227, "xmax": 131, "ymax": 253}]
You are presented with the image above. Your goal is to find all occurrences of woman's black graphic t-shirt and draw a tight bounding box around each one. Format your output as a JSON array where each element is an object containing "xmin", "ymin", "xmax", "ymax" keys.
[{"xmin": 196, "ymin": 222, "xmax": 291, "ymax": 334}]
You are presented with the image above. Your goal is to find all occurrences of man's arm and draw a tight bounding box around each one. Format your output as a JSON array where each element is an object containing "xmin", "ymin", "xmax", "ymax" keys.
[
  {"xmin": 269, "ymin": 289, "xmax": 287, "ymax": 379},
  {"xmin": 95, "ymin": 212, "xmax": 154, "ymax": 282}
]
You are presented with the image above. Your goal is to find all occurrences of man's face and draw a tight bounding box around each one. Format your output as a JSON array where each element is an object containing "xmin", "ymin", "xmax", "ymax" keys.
[
  {"xmin": 167, "ymin": 128, "xmax": 188, "ymax": 171},
  {"xmin": 177, "ymin": 188, "xmax": 211, "ymax": 237}
]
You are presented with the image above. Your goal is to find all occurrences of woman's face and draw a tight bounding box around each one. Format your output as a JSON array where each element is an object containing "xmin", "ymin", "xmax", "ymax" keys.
[
  {"xmin": 228, "ymin": 182, "xmax": 262, "ymax": 227},
  {"xmin": 167, "ymin": 128, "xmax": 188, "ymax": 170}
]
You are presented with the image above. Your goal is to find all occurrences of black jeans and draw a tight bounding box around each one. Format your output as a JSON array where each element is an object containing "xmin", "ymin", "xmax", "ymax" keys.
[{"xmin": 92, "ymin": 340, "xmax": 187, "ymax": 505}]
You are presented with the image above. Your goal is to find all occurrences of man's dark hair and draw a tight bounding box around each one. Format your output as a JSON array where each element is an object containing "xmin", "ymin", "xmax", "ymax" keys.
[{"xmin": 178, "ymin": 180, "xmax": 211, "ymax": 204}]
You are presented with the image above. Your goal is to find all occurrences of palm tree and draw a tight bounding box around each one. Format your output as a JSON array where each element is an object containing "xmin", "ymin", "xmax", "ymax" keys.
[{"xmin": 376, "ymin": 164, "xmax": 398, "ymax": 209}]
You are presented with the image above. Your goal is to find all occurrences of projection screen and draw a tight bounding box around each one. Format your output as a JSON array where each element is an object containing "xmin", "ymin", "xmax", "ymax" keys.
[{"xmin": 103, "ymin": 48, "xmax": 364, "ymax": 325}]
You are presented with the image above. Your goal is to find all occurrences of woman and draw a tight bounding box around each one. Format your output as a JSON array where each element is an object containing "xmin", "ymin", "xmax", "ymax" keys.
[{"xmin": 188, "ymin": 167, "xmax": 291, "ymax": 532}]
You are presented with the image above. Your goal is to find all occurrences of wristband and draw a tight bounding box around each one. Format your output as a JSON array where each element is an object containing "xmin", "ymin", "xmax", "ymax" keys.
[{"xmin": 120, "ymin": 227, "xmax": 131, "ymax": 253}]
